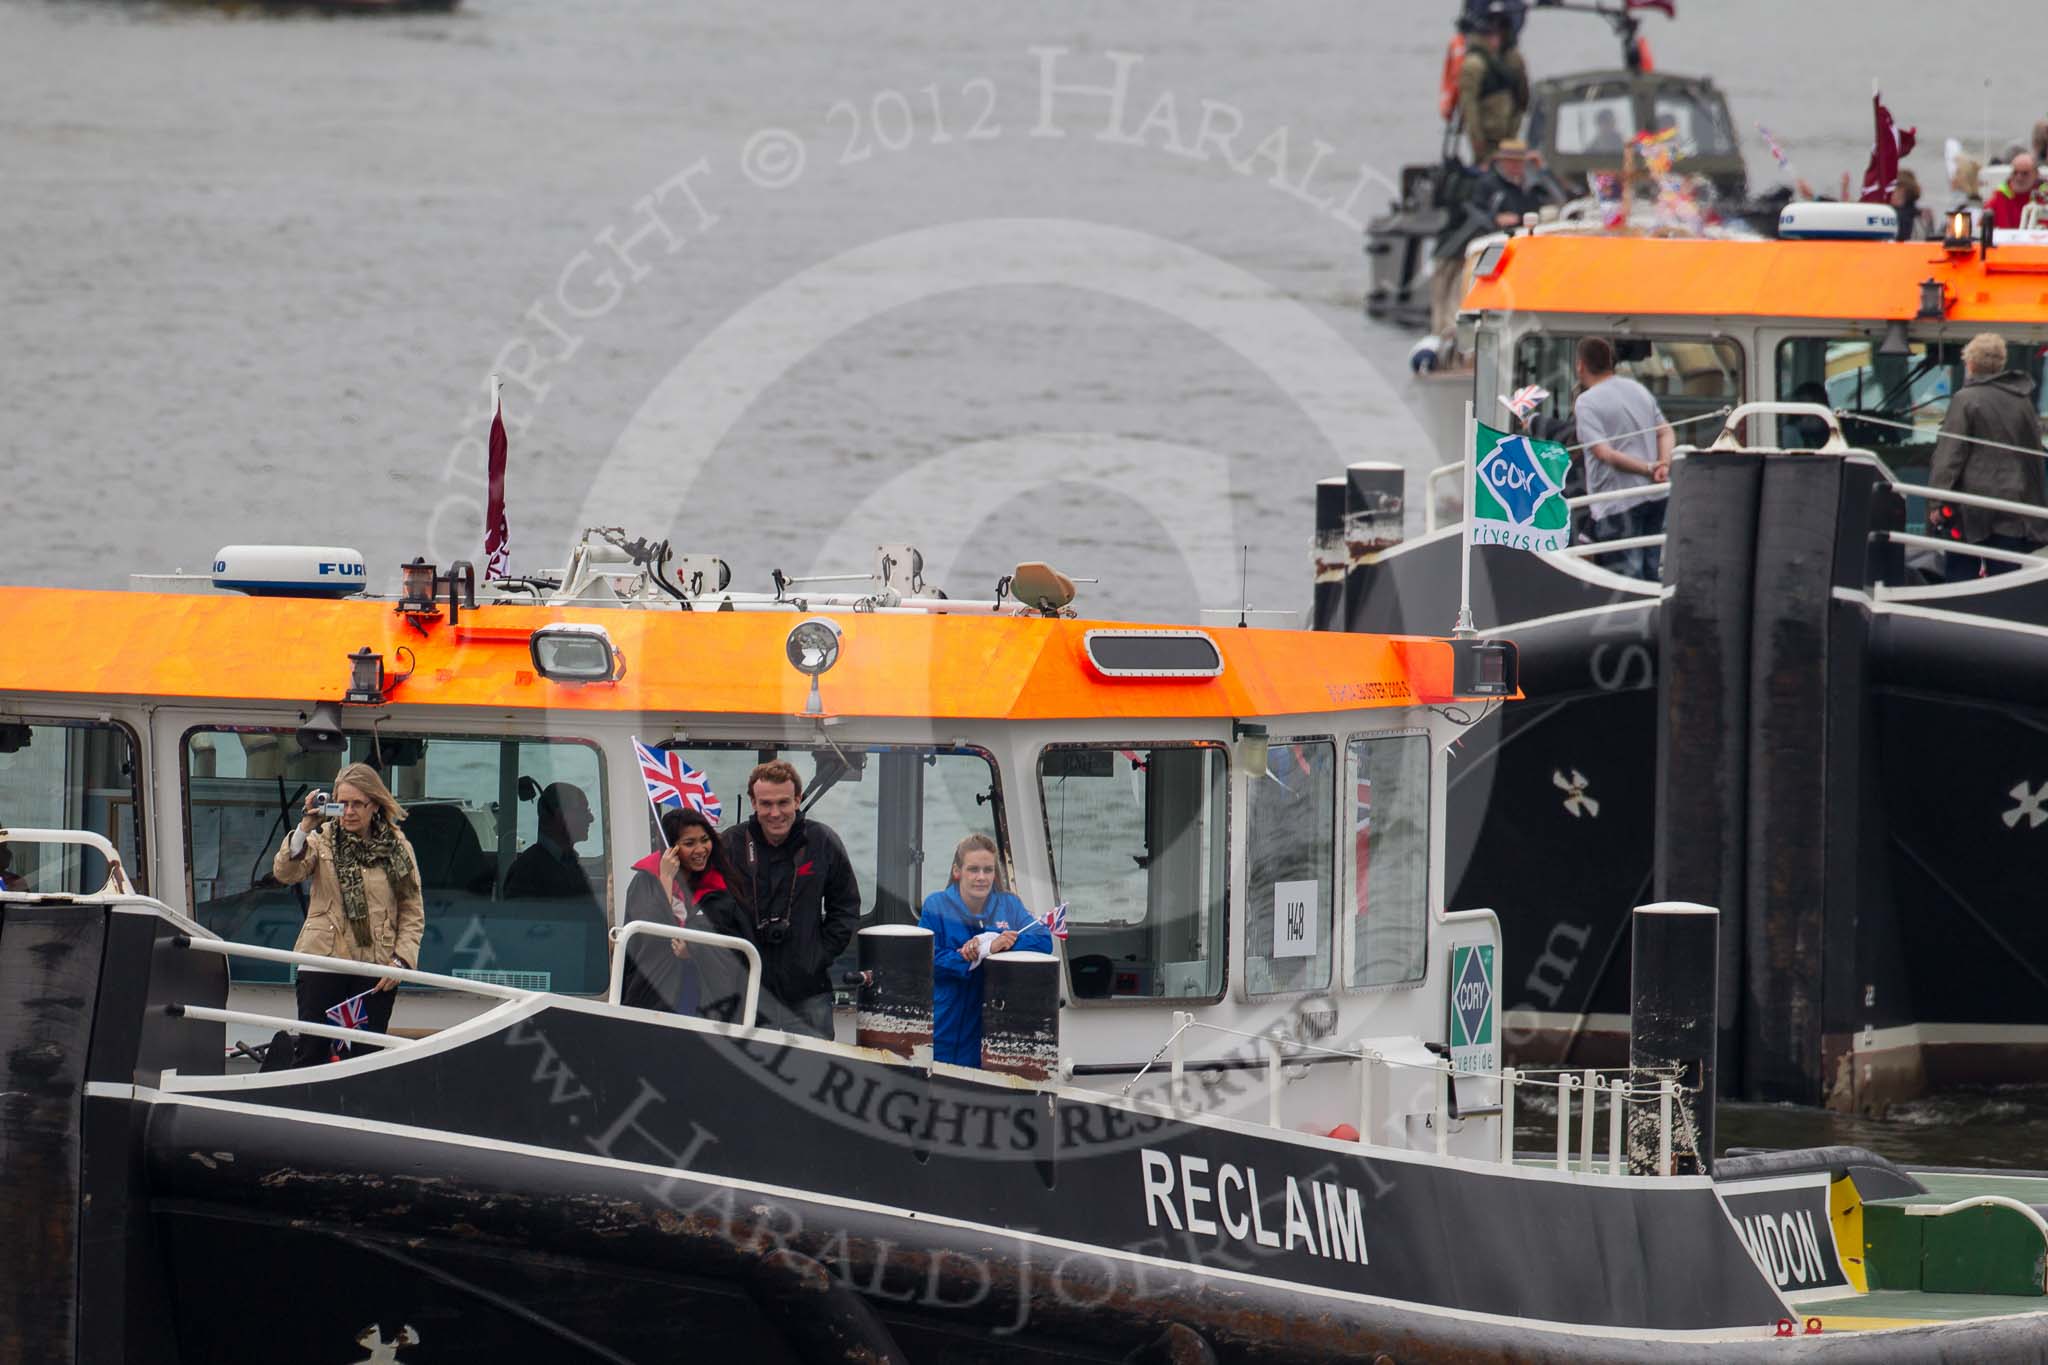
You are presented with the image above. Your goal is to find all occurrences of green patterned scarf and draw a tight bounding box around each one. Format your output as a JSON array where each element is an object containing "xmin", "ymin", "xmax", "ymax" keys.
[{"xmin": 327, "ymin": 817, "xmax": 409, "ymax": 948}]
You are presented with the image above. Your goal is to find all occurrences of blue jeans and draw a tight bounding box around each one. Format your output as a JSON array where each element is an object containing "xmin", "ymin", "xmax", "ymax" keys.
[{"xmin": 1587, "ymin": 499, "xmax": 1667, "ymax": 581}]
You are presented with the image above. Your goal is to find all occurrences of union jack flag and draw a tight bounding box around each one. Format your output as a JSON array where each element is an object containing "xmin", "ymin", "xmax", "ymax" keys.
[
  {"xmin": 1041, "ymin": 903, "xmax": 1069, "ymax": 940},
  {"xmin": 633, "ymin": 737, "xmax": 723, "ymax": 822},
  {"xmin": 1501, "ymin": 385, "xmax": 1550, "ymax": 423},
  {"xmin": 325, "ymin": 987, "xmax": 375, "ymax": 1061}
]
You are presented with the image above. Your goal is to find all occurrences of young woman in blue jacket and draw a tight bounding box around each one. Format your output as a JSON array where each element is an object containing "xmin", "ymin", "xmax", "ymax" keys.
[{"xmin": 919, "ymin": 834, "xmax": 1053, "ymax": 1066}]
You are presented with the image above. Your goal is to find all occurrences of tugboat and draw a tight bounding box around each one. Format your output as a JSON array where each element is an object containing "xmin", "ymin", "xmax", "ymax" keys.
[
  {"xmin": 8, "ymin": 530, "xmax": 2048, "ymax": 1359},
  {"xmin": 1319, "ymin": 216, "xmax": 2048, "ymax": 1119},
  {"xmin": 1363, "ymin": 0, "xmax": 1750, "ymax": 331}
]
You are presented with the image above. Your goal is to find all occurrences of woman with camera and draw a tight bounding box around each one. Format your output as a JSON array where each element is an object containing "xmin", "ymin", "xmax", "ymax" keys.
[{"xmin": 272, "ymin": 762, "xmax": 424, "ymax": 1066}]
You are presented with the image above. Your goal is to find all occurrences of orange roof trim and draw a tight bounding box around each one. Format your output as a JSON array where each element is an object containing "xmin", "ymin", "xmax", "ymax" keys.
[
  {"xmin": 1463, "ymin": 236, "xmax": 2048, "ymax": 323},
  {"xmin": 0, "ymin": 588, "xmax": 1500, "ymax": 721}
]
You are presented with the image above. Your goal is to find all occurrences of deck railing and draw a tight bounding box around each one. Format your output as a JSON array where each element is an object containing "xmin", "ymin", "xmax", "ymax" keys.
[
  {"xmin": 1124, "ymin": 1012, "xmax": 1691, "ymax": 1176},
  {"xmin": 155, "ymin": 920, "xmax": 766, "ymax": 1063},
  {"xmin": 1418, "ymin": 401, "xmax": 2048, "ymax": 586}
]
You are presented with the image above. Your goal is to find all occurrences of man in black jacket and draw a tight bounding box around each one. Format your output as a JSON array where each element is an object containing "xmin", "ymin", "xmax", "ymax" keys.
[{"xmin": 721, "ymin": 760, "xmax": 861, "ymax": 1038}]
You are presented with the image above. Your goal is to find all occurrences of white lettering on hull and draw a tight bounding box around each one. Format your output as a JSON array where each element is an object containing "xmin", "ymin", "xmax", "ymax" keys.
[
  {"xmin": 1735, "ymin": 1210, "xmax": 1830, "ymax": 1287},
  {"xmin": 1138, "ymin": 1148, "xmax": 1369, "ymax": 1266}
]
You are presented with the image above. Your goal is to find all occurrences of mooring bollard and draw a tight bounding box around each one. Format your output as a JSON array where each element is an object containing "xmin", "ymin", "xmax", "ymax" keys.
[
  {"xmin": 1342, "ymin": 462, "xmax": 1405, "ymax": 631},
  {"xmin": 981, "ymin": 950, "xmax": 1060, "ymax": 1079},
  {"xmin": 1627, "ymin": 902, "xmax": 1719, "ymax": 1176},
  {"xmin": 1313, "ymin": 476, "xmax": 1347, "ymax": 633},
  {"xmin": 856, "ymin": 924, "xmax": 933, "ymax": 1062}
]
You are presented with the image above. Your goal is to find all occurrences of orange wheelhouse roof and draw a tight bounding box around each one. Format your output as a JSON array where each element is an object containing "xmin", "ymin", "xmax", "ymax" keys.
[
  {"xmin": 0, "ymin": 588, "xmax": 1494, "ymax": 720},
  {"xmin": 1462, "ymin": 236, "xmax": 2048, "ymax": 323}
]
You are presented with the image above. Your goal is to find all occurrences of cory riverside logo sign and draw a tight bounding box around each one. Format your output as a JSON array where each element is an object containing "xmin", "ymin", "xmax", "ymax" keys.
[{"xmin": 1470, "ymin": 422, "xmax": 1570, "ymax": 554}]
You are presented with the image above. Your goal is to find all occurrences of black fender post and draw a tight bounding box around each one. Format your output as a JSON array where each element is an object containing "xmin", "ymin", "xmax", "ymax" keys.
[
  {"xmin": 1654, "ymin": 450, "xmax": 1762, "ymax": 1096},
  {"xmin": 1741, "ymin": 454, "xmax": 1849, "ymax": 1104}
]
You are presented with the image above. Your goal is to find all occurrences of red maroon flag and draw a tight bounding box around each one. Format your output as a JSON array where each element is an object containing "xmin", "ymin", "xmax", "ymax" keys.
[
  {"xmin": 484, "ymin": 379, "xmax": 510, "ymax": 580},
  {"xmin": 1859, "ymin": 91, "xmax": 1917, "ymax": 204}
]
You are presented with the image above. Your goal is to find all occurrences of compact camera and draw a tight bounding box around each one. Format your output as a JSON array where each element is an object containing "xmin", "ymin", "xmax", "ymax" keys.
[
  {"xmin": 755, "ymin": 916, "xmax": 790, "ymax": 947},
  {"xmin": 313, "ymin": 790, "xmax": 345, "ymax": 819}
]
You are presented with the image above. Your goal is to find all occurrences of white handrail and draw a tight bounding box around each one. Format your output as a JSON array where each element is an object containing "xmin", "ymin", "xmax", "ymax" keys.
[
  {"xmin": 1889, "ymin": 480, "xmax": 2048, "ymax": 524},
  {"xmin": 1881, "ymin": 531, "xmax": 2047, "ymax": 569},
  {"xmin": 175, "ymin": 936, "xmax": 536, "ymax": 999},
  {"xmin": 170, "ymin": 1002, "xmax": 406, "ymax": 1051},
  {"xmin": 1710, "ymin": 402, "xmax": 1850, "ymax": 452},
  {"xmin": 1579, "ymin": 1069, "xmax": 1598, "ymax": 1171},
  {"xmin": 1133, "ymin": 1017, "xmax": 1686, "ymax": 1172},
  {"xmin": 1567, "ymin": 482, "xmax": 1674, "ymax": 511},
  {"xmin": 608, "ymin": 921, "xmax": 763, "ymax": 1029},
  {"xmin": 0, "ymin": 826, "xmax": 135, "ymax": 897},
  {"xmin": 1904, "ymin": 1195, "xmax": 2048, "ymax": 1239},
  {"xmin": 1606, "ymin": 1077, "xmax": 1625, "ymax": 1176},
  {"xmin": 1557, "ymin": 534, "xmax": 1666, "ymax": 558}
]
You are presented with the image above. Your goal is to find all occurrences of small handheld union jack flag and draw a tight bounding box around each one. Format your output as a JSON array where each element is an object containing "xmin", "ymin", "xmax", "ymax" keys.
[
  {"xmin": 633, "ymin": 736, "xmax": 723, "ymax": 822},
  {"xmin": 324, "ymin": 987, "xmax": 375, "ymax": 1061},
  {"xmin": 1040, "ymin": 903, "xmax": 1068, "ymax": 940},
  {"xmin": 1501, "ymin": 385, "xmax": 1550, "ymax": 423}
]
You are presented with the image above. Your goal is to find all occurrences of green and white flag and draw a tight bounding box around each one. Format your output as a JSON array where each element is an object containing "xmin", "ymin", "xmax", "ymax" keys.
[{"xmin": 1469, "ymin": 420, "xmax": 1571, "ymax": 553}]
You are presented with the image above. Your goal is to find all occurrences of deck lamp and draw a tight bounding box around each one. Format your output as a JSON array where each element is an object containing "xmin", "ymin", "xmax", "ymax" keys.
[
  {"xmin": 398, "ymin": 557, "xmax": 438, "ymax": 614},
  {"xmin": 1943, "ymin": 210, "xmax": 1975, "ymax": 253},
  {"xmin": 343, "ymin": 645, "xmax": 414, "ymax": 705},
  {"xmin": 529, "ymin": 623, "xmax": 624, "ymax": 684},
  {"xmin": 785, "ymin": 617, "xmax": 843, "ymax": 716},
  {"xmin": 1917, "ymin": 278, "xmax": 1947, "ymax": 320}
]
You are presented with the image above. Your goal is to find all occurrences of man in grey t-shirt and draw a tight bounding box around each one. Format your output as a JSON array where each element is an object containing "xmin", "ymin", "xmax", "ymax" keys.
[{"xmin": 1572, "ymin": 336, "xmax": 1674, "ymax": 580}]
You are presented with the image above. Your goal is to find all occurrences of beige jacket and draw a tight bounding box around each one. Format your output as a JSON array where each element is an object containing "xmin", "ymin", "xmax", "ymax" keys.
[{"xmin": 274, "ymin": 824, "xmax": 426, "ymax": 968}]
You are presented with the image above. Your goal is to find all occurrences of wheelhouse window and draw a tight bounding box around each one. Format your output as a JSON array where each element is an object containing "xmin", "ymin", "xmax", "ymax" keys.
[
  {"xmin": 183, "ymin": 729, "xmax": 608, "ymax": 992},
  {"xmin": 0, "ymin": 718, "xmax": 144, "ymax": 894},
  {"xmin": 1548, "ymin": 89, "xmax": 1636, "ymax": 157},
  {"xmin": 653, "ymin": 742, "xmax": 1002, "ymax": 931},
  {"xmin": 1514, "ymin": 334, "xmax": 1744, "ymax": 436},
  {"xmin": 1650, "ymin": 90, "xmax": 1736, "ymax": 157},
  {"xmin": 1245, "ymin": 740, "xmax": 1335, "ymax": 998},
  {"xmin": 1038, "ymin": 743, "xmax": 1228, "ymax": 1003},
  {"xmin": 1350, "ymin": 734, "xmax": 1430, "ymax": 989},
  {"xmin": 1775, "ymin": 336, "xmax": 2048, "ymax": 453}
]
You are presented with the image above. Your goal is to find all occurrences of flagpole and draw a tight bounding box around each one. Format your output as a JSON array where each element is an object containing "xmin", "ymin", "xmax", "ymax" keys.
[
  {"xmin": 1455, "ymin": 398, "xmax": 1476, "ymax": 637},
  {"xmin": 631, "ymin": 735, "xmax": 670, "ymax": 864}
]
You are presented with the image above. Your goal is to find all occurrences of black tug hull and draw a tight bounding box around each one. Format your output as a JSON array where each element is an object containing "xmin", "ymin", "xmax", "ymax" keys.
[
  {"xmin": 1326, "ymin": 451, "xmax": 2048, "ymax": 1111},
  {"xmin": 0, "ymin": 898, "xmax": 1865, "ymax": 1364}
]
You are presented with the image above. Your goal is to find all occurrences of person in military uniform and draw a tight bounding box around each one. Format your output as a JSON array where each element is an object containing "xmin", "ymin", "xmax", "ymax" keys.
[{"xmin": 1456, "ymin": 3, "xmax": 1529, "ymax": 167}]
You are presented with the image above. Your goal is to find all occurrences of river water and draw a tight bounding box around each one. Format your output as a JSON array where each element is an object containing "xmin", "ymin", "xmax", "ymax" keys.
[{"xmin": 8, "ymin": 0, "xmax": 2048, "ymax": 1160}]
